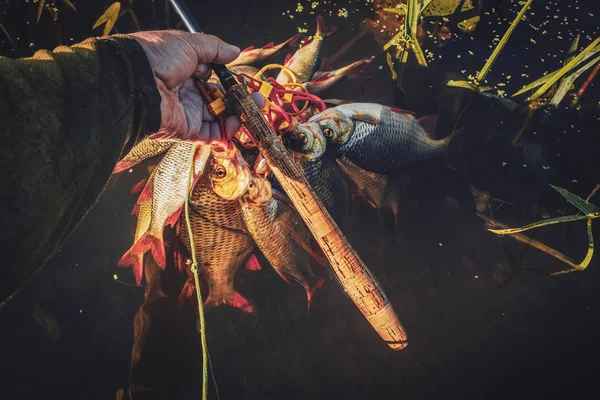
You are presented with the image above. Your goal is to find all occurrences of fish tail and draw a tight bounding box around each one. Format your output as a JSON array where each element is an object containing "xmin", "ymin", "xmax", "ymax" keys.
[
  {"xmin": 165, "ymin": 205, "xmax": 184, "ymax": 228},
  {"xmin": 306, "ymin": 277, "xmax": 324, "ymax": 315},
  {"xmin": 245, "ymin": 254, "xmax": 262, "ymax": 271},
  {"xmin": 112, "ymin": 161, "xmax": 137, "ymax": 174},
  {"xmin": 287, "ymin": 33, "xmax": 302, "ymax": 48},
  {"xmin": 205, "ymin": 291, "xmax": 254, "ymax": 313},
  {"xmin": 316, "ymin": 15, "xmax": 337, "ymax": 37},
  {"xmin": 177, "ymin": 279, "xmax": 196, "ymax": 308},
  {"xmin": 131, "ymin": 232, "xmax": 167, "ymax": 269},
  {"xmin": 117, "ymin": 251, "xmax": 144, "ymax": 285},
  {"xmin": 338, "ymin": 59, "xmax": 372, "ymax": 78},
  {"xmin": 131, "ymin": 179, "xmax": 147, "ymax": 194}
]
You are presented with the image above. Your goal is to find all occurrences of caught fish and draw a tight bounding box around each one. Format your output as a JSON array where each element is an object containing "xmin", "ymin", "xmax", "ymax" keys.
[
  {"xmin": 227, "ymin": 34, "xmax": 301, "ymax": 68},
  {"xmin": 305, "ymin": 103, "xmax": 451, "ymax": 174},
  {"xmin": 179, "ymin": 152, "xmax": 255, "ymax": 313},
  {"xmin": 118, "ymin": 196, "xmax": 152, "ymax": 284},
  {"xmin": 304, "ymin": 59, "xmax": 371, "ymax": 94},
  {"xmin": 240, "ymin": 174, "xmax": 324, "ymax": 310},
  {"xmin": 276, "ymin": 15, "xmax": 336, "ymax": 85},
  {"xmin": 210, "ymin": 143, "xmax": 251, "ymax": 200},
  {"xmin": 127, "ymin": 144, "xmax": 211, "ymax": 268},
  {"xmin": 337, "ymin": 159, "xmax": 410, "ymax": 237},
  {"xmin": 284, "ymin": 121, "xmax": 327, "ymax": 162},
  {"xmin": 113, "ymin": 138, "xmax": 174, "ymax": 173},
  {"xmin": 272, "ymin": 154, "xmax": 350, "ymax": 229}
]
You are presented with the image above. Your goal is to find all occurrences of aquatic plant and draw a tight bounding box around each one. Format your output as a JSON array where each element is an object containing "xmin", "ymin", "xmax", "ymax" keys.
[
  {"xmin": 487, "ymin": 185, "xmax": 600, "ymax": 275},
  {"xmin": 511, "ymin": 35, "xmax": 600, "ymax": 143},
  {"xmin": 92, "ymin": 2, "xmax": 121, "ymax": 36},
  {"xmin": 444, "ymin": 0, "xmax": 533, "ymax": 134}
]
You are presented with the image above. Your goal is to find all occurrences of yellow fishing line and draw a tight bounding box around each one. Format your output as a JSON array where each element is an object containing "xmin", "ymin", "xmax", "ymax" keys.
[
  {"xmin": 254, "ymin": 63, "xmax": 297, "ymax": 83},
  {"xmin": 184, "ymin": 144, "xmax": 210, "ymax": 400}
]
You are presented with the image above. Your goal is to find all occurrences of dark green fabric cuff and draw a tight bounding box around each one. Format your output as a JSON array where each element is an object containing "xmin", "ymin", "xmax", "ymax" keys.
[{"xmin": 95, "ymin": 35, "xmax": 161, "ymax": 157}]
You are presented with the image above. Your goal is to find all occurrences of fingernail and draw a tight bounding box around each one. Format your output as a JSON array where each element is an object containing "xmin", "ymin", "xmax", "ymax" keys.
[{"xmin": 229, "ymin": 44, "xmax": 240, "ymax": 52}]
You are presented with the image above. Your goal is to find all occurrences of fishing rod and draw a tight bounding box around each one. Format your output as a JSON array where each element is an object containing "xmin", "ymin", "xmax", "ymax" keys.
[{"xmin": 168, "ymin": 0, "xmax": 408, "ymax": 351}]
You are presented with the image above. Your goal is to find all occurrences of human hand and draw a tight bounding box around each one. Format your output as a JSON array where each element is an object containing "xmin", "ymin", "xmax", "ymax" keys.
[{"xmin": 130, "ymin": 30, "xmax": 264, "ymax": 143}]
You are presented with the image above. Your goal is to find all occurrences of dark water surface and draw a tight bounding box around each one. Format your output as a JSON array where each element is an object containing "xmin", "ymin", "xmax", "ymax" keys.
[{"xmin": 1, "ymin": 1, "xmax": 599, "ymax": 399}]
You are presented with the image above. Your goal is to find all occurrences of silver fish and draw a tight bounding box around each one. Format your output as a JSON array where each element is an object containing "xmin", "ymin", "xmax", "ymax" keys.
[
  {"xmin": 276, "ymin": 15, "xmax": 336, "ymax": 85},
  {"xmin": 113, "ymin": 138, "xmax": 174, "ymax": 173},
  {"xmin": 125, "ymin": 144, "xmax": 211, "ymax": 269},
  {"xmin": 303, "ymin": 59, "xmax": 371, "ymax": 94},
  {"xmin": 227, "ymin": 34, "xmax": 301, "ymax": 68},
  {"xmin": 272, "ymin": 154, "xmax": 350, "ymax": 229},
  {"xmin": 240, "ymin": 174, "xmax": 323, "ymax": 309},
  {"xmin": 337, "ymin": 159, "xmax": 411, "ymax": 238},
  {"xmin": 306, "ymin": 103, "xmax": 451, "ymax": 174}
]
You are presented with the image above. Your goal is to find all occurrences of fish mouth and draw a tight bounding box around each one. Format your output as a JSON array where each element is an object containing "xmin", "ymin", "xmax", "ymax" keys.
[
  {"xmin": 211, "ymin": 144, "xmax": 252, "ymax": 200},
  {"xmin": 297, "ymin": 124, "xmax": 326, "ymax": 161},
  {"xmin": 241, "ymin": 175, "xmax": 272, "ymax": 205},
  {"xmin": 213, "ymin": 163, "xmax": 251, "ymax": 200}
]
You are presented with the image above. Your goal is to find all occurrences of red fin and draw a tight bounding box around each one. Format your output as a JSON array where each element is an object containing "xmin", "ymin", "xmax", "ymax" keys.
[
  {"xmin": 306, "ymin": 277, "xmax": 324, "ymax": 315},
  {"xmin": 312, "ymin": 72, "xmax": 332, "ymax": 83},
  {"xmin": 350, "ymin": 112, "xmax": 381, "ymax": 125},
  {"xmin": 284, "ymin": 53, "xmax": 293, "ymax": 66},
  {"xmin": 316, "ymin": 15, "xmax": 336, "ymax": 37},
  {"xmin": 417, "ymin": 115, "xmax": 439, "ymax": 139},
  {"xmin": 165, "ymin": 205, "xmax": 183, "ymax": 228},
  {"xmin": 137, "ymin": 179, "xmax": 153, "ymax": 203},
  {"xmin": 277, "ymin": 272, "xmax": 295, "ymax": 286},
  {"xmin": 117, "ymin": 251, "xmax": 144, "ymax": 285},
  {"xmin": 245, "ymin": 254, "xmax": 262, "ymax": 271},
  {"xmin": 242, "ymin": 45, "xmax": 254, "ymax": 52},
  {"xmin": 113, "ymin": 161, "xmax": 136, "ymax": 174},
  {"xmin": 390, "ymin": 107, "xmax": 416, "ymax": 116},
  {"xmin": 131, "ymin": 203, "xmax": 140, "ymax": 216},
  {"xmin": 261, "ymin": 42, "xmax": 275, "ymax": 49},
  {"xmin": 287, "ymin": 33, "xmax": 302, "ymax": 48},
  {"xmin": 131, "ymin": 232, "xmax": 166, "ymax": 269},
  {"xmin": 205, "ymin": 292, "xmax": 254, "ymax": 313},
  {"xmin": 174, "ymin": 248, "xmax": 187, "ymax": 273},
  {"xmin": 131, "ymin": 179, "xmax": 147, "ymax": 194},
  {"xmin": 177, "ymin": 279, "xmax": 196, "ymax": 308}
]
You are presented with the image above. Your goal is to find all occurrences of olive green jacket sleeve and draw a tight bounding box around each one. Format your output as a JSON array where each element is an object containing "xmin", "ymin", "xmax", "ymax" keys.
[{"xmin": 0, "ymin": 35, "xmax": 161, "ymax": 305}]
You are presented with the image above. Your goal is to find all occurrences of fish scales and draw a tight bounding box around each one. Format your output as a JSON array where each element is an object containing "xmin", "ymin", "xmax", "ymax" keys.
[
  {"xmin": 179, "ymin": 174, "xmax": 255, "ymax": 311},
  {"xmin": 113, "ymin": 138, "xmax": 174, "ymax": 173},
  {"xmin": 324, "ymin": 104, "xmax": 448, "ymax": 174},
  {"xmin": 297, "ymin": 155, "xmax": 350, "ymax": 229},
  {"xmin": 241, "ymin": 177, "xmax": 322, "ymax": 306}
]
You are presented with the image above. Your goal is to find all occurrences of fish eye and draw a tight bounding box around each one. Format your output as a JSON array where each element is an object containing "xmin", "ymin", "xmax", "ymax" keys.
[
  {"xmin": 214, "ymin": 165, "xmax": 227, "ymax": 179},
  {"xmin": 323, "ymin": 128, "xmax": 334, "ymax": 138},
  {"xmin": 298, "ymin": 133, "xmax": 308, "ymax": 144},
  {"xmin": 248, "ymin": 182, "xmax": 255, "ymax": 189}
]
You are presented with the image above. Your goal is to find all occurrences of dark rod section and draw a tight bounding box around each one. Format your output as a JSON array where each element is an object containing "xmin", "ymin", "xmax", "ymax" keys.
[{"xmin": 168, "ymin": 0, "xmax": 238, "ymax": 90}]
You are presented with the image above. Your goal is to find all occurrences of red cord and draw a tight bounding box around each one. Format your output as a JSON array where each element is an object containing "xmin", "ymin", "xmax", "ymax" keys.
[{"xmin": 213, "ymin": 72, "xmax": 327, "ymax": 136}]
